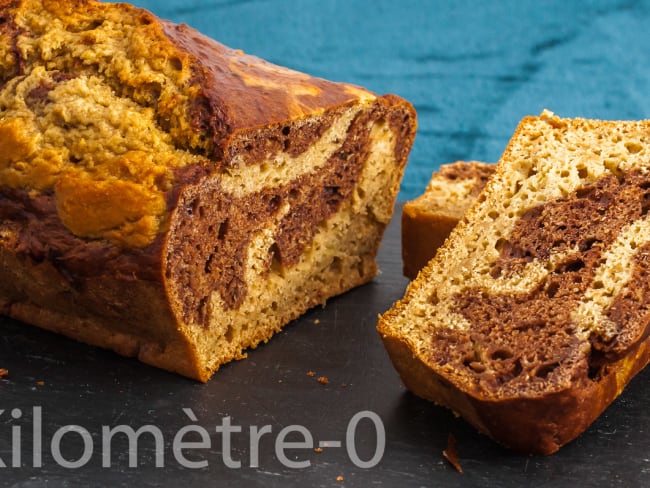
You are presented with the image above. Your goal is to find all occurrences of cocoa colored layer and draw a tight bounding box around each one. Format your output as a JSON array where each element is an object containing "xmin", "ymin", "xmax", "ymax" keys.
[
  {"xmin": 436, "ymin": 161, "xmax": 494, "ymax": 196},
  {"xmin": 0, "ymin": 186, "xmax": 166, "ymax": 285},
  {"xmin": 0, "ymin": 99, "xmax": 407, "ymax": 321},
  {"xmin": 437, "ymin": 170, "xmax": 650, "ymax": 395},
  {"xmin": 166, "ymin": 106, "xmax": 381, "ymax": 325}
]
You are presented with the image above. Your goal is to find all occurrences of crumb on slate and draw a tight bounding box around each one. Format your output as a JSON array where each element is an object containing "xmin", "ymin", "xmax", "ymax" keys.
[
  {"xmin": 443, "ymin": 433, "xmax": 463, "ymax": 473},
  {"xmin": 317, "ymin": 376, "xmax": 329, "ymax": 385}
]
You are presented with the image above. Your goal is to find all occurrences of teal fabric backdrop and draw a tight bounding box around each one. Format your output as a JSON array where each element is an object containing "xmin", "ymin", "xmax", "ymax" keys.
[{"xmin": 129, "ymin": 0, "xmax": 650, "ymax": 199}]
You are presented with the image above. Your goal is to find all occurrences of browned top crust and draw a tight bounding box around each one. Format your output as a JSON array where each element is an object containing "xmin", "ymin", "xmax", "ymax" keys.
[
  {"xmin": 0, "ymin": 0, "xmax": 375, "ymax": 162},
  {"xmin": 0, "ymin": 0, "xmax": 414, "ymax": 250},
  {"xmin": 161, "ymin": 20, "xmax": 373, "ymax": 160}
]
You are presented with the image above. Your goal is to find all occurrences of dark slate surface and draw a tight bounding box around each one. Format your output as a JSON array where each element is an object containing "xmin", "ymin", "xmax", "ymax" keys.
[
  {"xmin": 1, "ymin": 209, "xmax": 650, "ymax": 487},
  {"xmin": 130, "ymin": 0, "xmax": 650, "ymax": 200}
]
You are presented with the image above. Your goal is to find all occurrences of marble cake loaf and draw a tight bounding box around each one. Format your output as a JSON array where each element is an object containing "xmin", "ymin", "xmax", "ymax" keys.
[
  {"xmin": 402, "ymin": 161, "xmax": 494, "ymax": 279},
  {"xmin": 379, "ymin": 110, "xmax": 650, "ymax": 454},
  {"xmin": 0, "ymin": 0, "xmax": 416, "ymax": 381}
]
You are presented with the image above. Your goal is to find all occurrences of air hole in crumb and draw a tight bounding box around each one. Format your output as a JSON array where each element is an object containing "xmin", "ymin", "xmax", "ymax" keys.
[
  {"xmin": 268, "ymin": 195, "xmax": 281, "ymax": 212},
  {"xmin": 546, "ymin": 281, "xmax": 560, "ymax": 298},
  {"xmin": 329, "ymin": 256, "xmax": 343, "ymax": 274},
  {"xmin": 224, "ymin": 325, "xmax": 235, "ymax": 343},
  {"xmin": 556, "ymin": 258, "xmax": 585, "ymax": 273},
  {"xmin": 579, "ymin": 238, "xmax": 599, "ymax": 251},
  {"xmin": 269, "ymin": 243, "xmax": 284, "ymax": 276},
  {"xmin": 593, "ymin": 280, "xmax": 604, "ymax": 290},
  {"xmin": 67, "ymin": 19, "xmax": 103, "ymax": 32},
  {"xmin": 282, "ymin": 125, "xmax": 290, "ymax": 136},
  {"xmin": 218, "ymin": 220, "xmax": 228, "ymax": 240},
  {"xmin": 169, "ymin": 57, "xmax": 183, "ymax": 71},
  {"xmin": 512, "ymin": 359, "xmax": 523, "ymax": 377},
  {"xmin": 468, "ymin": 361, "xmax": 486, "ymax": 373},
  {"xmin": 490, "ymin": 349, "xmax": 513, "ymax": 361},
  {"xmin": 641, "ymin": 193, "xmax": 650, "ymax": 216},
  {"xmin": 534, "ymin": 362, "xmax": 559, "ymax": 379},
  {"xmin": 625, "ymin": 141, "xmax": 643, "ymax": 154},
  {"xmin": 204, "ymin": 254, "xmax": 214, "ymax": 274},
  {"xmin": 577, "ymin": 167, "xmax": 589, "ymax": 178},
  {"xmin": 494, "ymin": 238, "xmax": 506, "ymax": 252}
]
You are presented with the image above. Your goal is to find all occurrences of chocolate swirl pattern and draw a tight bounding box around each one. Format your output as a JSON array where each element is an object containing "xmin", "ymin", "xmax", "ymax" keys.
[
  {"xmin": 0, "ymin": 0, "xmax": 416, "ymax": 381},
  {"xmin": 379, "ymin": 111, "xmax": 650, "ymax": 454}
]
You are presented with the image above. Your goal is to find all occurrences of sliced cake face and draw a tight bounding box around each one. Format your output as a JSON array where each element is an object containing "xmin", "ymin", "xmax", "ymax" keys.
[
  {"xmin": 380, "ymin": 112, "xmax": 650, "ymax": 451},
  {"xmin": 164, "ymin": 97, "xmax": 415, "ymax": 377},
  {"xmin": 0, "ymin": 0, "xmax": 417, "ymax": 380},
  {"xmin": 401, "ymin": 161, "xmax": 494, "ymax": 279}
]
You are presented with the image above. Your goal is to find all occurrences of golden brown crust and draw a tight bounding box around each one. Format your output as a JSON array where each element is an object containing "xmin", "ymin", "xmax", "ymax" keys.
[{"xmin": 381, "ymin": 331, "xmax": 650, "ymax": 455}]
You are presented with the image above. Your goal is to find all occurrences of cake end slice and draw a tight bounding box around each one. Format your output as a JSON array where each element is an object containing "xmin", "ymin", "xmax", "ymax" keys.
[{"xmin": 402, "ymin": 161, "xmax": 494, "ymax": 279}]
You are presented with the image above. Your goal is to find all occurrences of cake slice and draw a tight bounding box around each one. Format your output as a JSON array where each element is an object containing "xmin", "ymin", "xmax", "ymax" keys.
[
  {"xmin": 379, "ymin": 110, "xmax": 650, "ymax": 454},
  {"xmin": 402, "ymin": 161, "xmax": 494, "ymax": 279},
  {"xmin": 0, "ymin": 0, "xmax": 416, "ymax": 381}
]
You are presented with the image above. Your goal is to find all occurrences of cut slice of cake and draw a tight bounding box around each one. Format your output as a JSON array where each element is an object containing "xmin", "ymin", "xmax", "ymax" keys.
[
  {"xmin": 0, "ymin": 0, "xmax": 417, "ymax": 381},
  {"xmin": 402, "ymin": 161, "xmax": 494, "ymax": 279},
  {"xmin": 379, "ymin": 110, "xmax": 650, "ymax": 454}
]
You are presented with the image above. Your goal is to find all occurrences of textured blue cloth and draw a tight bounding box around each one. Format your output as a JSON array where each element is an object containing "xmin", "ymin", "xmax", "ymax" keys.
[{"xmin": 130, "ymin": 0, "xmax": 650, "ymax": 199}]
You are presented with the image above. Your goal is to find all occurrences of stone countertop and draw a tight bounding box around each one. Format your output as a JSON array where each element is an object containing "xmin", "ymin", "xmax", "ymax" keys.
[{"xmin": 131, "ymin": 0, "xmax": 650, "ymax": 199}]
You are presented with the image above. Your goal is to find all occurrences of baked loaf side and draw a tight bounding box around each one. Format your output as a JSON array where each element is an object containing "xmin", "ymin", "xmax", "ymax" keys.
[
  {"xmin": 402, "ymin": 161, "xmax": 494, "ymax": 279},
  {"xmin": 379, "ymin": 111, "xmax": 650, "ymax": 454},
  {"xmin": 0, "ymin": 0, "xmax": 417, "ymax": 381}
]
